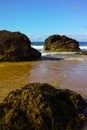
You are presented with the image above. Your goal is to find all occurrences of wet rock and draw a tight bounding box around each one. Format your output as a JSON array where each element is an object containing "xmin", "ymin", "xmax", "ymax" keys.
[
  {"xmin": 57, "ymin": 89, "xmax": 87, "ymax": 110},
  {"xmin": 0, "ymin": 30, "xmax": 41, "ymax": 61},
  {"xmin": 0, "ymin": 83, "xmax": 87, "ymax": 130},
  {"xmin": 44, "ymin": 34, "xmax": 81, "ymax": 52},
  {"xmin": 77, "ymin": 51, "xmax": 87, "ymax": 55}
]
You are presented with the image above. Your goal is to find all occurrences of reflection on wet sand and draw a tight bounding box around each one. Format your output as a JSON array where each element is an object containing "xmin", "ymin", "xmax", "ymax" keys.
[
  {"xmin": 29, "ymin": 60, "xmax": 87, "ymax": 98},
  {"xmin": 0, "ymin": 56, "xmax": 87, "ymax": 103}
]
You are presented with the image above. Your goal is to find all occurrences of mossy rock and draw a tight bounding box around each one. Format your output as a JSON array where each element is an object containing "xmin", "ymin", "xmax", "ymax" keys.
[
  {"xmin": 57, "ymin": 89, "xmax": 87, "ymax": 109},
  {"xmin": 44, "ymin": 34, "xmax": 81, "ymax": 52},
  {"xmin": 77, "ymin": 51, "xmax": 87, "ymax": 55},
  {"xmin": 0, "ymin": 30, "xmax": 41, "ymax": 61},
  {"xmin": 0, "ymin": 83, "xmax": 87, "ymax": 130}
]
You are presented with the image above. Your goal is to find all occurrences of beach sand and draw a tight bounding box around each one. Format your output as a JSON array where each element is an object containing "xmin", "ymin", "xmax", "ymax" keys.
[
  {"xmin": 0, "ymin": 55, "xmax": 87, "ymax": 129},
  {"xmin": 0, "ymin": 55, "xmax": 87, "ymax": 103},
  {"xmin": 29, "ymin": 57, "xmax": 87, "ymax": 99}
]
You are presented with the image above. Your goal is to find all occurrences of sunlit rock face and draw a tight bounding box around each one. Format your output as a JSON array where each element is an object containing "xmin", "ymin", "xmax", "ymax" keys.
[
  {"xmin": 44, "ymin": 34, "xmax": 81, "ymax": 52},
  {"xmin": 0, "ymin": 83, "xmax": 86, "ymax": 130},
  {"xmin": 0, "ymin": 30, "xmax": 41, "ymax": 61}
]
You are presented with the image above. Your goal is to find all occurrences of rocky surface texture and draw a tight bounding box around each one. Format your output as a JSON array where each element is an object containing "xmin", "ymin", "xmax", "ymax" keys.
[
  {"xmin": 0, "ymin": 83, "xmax": 87, "ymax": 130},
  {"xmin": 0, "ymin": 30, "xmax": 41, "ymax": 61},
  {"xmin": 77, "ymin": 51, "xmax": 87, "ymax": 55},
  {"xmin": 44, "ymin": 34, "xmax": 81, "ymax": 52}
]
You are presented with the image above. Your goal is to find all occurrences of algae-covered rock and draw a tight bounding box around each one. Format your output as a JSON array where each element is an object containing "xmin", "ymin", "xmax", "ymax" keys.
[
  {"xmin": 57, "ymin": 89, "xmax": 87, "ymax": 110},
  {"xmin": 77, "ymin": 51, "xmax": 87, "ymax": 55},
  {"xmin": 0, "ymin": 30, "xmax": 41, "ymax": 61},
  {"xmin": 44, "ymin": 34, "xmax": 81, "ymax": 52},
  {"xmin": 0, "ymin": 83, "xmax": 87, "ymax": 130}
]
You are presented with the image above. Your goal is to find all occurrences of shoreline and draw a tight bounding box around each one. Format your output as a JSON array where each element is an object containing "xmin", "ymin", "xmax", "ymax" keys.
[{"xmin": 0, "ymin": 54, "xmax": 87, "ymax": 103}]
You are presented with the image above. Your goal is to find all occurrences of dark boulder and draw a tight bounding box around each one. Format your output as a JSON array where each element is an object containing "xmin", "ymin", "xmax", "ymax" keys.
[
  {"xmin": 0, "ymin": 83, "xmax": 87, "ymax": 130},
  {"xmin": 77, "ymin": 51, "xmax": 87, "ymax": 55},
  {"xmin": 57, "ymin": 89, "xmax": 87, "ymax": 110},
  {"xmin": 44, "ymin": 34, "xmax": 81, "ymax": 52},
  {"xmin": 0, "ymin": 30, "xmax": 41, "ymax": 61}
]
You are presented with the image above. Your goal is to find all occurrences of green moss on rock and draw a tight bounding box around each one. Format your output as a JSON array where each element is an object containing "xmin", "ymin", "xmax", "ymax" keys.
[
  {"xmin": 77, "ymin": 51, "xmax": 87, "ymax": 55},
  {"xmin": 57, "ymin": 89, "xmax": 87, "ymax": 109},
  {"xmin": 44, "ymin": 34, "xmax": 81, "ymax": 52},
  {"xmin": 0, "ymin": 83, "xmax": 87, "ymax": 130}
]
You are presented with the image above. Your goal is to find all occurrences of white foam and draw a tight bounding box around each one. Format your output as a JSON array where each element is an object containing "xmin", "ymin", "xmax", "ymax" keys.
[
  {"xmin": 32, "ymin": 44, "xmax": 87, "ymax": 51},
  {"xmin": 42, "ymin": 52, "xmax": 77, "ymax": 56},
  {"xmin": 32, "ymin": 45, "xmax": 43, "ymax": 51},
  {"xmin": 80, "ymin": 46, "xmax": 87, "ymax": 51},
  {"xmin": 32, "ymin": 44, "xmax": 87, "ymax": 57},
  {"xmin": 42, "ymin": 52, "xmax": 58, "ymax": 56},
  {"xmin": 32, "ymin": 45, "xmax": 77, "ymax": 56}
]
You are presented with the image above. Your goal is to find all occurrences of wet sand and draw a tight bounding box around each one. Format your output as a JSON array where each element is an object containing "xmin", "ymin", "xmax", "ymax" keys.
[
  {"xmin": 0, "ymin": 62, "xmax": 35, "ymax": 102},
  {"xmin": 0, "ymin": 56, "xmax": 87, "ymax": 129},
  {"xmin": 0, "ymin": 55, "xmax": 87, "ymax": 103},
  {"xmin": 29, "ymin": 58, "xmax": 87, "ymax": 99}
]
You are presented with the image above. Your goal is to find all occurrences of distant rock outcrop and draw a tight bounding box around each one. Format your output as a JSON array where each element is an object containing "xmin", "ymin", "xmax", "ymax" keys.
[
  {"xmin": 44, "ymin": 34, "xmax": 81, "ymax": 52},
  {"xmin": 0, "ymin": 83, "xmax": 86, "ymax": 130},
  {"xmin": 0, "ymin": 30, "xmax": 41, "ymax": 61}
]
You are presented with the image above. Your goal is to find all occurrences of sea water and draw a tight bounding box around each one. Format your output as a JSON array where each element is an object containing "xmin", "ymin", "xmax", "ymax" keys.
[{"xmin": 80, "ymin": 42, "xmax": 87, "ymax": 51}]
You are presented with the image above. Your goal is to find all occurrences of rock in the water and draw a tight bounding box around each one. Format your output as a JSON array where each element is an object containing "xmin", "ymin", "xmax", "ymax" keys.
[
  {"xmin": 77, "ymin": 51, "xmax": 87, "ymax": 55},
  {"xmin": 0, "ymin": 83, "xmax": 87, "ymax": 130},
  {"xmin": 44, "ymin": 34, "xmax": 81, "ymax": 52},
  {"xmin": 0, "ymin": 30, "xmax": 41, "ymax": 61}
]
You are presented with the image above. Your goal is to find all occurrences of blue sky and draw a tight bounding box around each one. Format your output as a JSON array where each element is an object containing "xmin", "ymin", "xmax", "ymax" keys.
[{"xmin": 0, "ymin": 0, "xmax": 87, "ymax": 41}]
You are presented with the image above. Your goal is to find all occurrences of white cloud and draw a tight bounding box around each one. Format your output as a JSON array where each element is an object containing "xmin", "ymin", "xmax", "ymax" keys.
[
  {"xmin": 67, "ymin": 33, "xmax": 87, "ymax": 41},
  {"xmin": 28, "ymin": 34, "xmax": 49, "ymax": 42},
  {"xmin": 27, "ymin": 33, "xmax": 87, "ymax": 42}
]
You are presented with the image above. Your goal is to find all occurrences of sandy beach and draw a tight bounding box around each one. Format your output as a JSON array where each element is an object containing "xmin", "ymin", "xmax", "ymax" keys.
[
  {"xmin": 29, "ymin": 55, "xmax": 87, "ymax": 100},
  {"xmin": 0, "ymin": 55, "xmax": 87, "ymax": 103},
  {"xmin": 0, "ymin": 55, "xmax": 87, "ymax": 129}
]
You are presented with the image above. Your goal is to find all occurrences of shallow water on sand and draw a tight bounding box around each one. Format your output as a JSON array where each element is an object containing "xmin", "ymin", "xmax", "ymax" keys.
[
  {"xmin": 29, "ymin": 59, "xmax": 87, "ymax": 99},
  {"xmin": 0, "ymin": 55, "xmax": 87, "ymax": 101},
  {"xmin": 0, "ymin": 62, "xmax": 34, "ymax": 102},
  {"xmin": 0, "ymin": 56, "xmax": 87, "ymax": 129}
]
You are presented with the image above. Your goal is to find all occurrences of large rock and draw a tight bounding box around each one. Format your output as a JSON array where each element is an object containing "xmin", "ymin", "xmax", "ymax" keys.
[
  {"xmin": 44, "ymin": 34, "xmax": 81, "ymax": 52},
  {"xmin": 0, "ymin": 83, "xmax": 86, "ymax": 130},
  {"xmin": 0, "ymin": 30, "xmax": 41, "ymax": 61}
]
